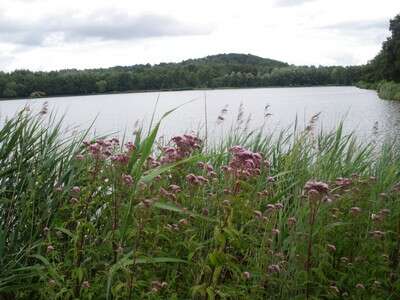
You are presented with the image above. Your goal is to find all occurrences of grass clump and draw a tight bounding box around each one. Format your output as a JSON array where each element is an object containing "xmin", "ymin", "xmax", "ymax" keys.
[
  {"xmin": 378, "ymin": 81, "xmax": 400, "ymax": 100},
  {"xmin": 0, "ymin": 109, "xmax": 400, "ymax": 299}
]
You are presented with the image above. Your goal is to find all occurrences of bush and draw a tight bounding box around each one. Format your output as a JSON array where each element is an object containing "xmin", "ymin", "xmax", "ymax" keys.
[
  {"xmin": 355, "ymin": 80, "xmax": 378, "ymax": 90},
  {"xmin": 378, "ymin": 81, "xmax": 400, "ymax": 100},
  {"xmin": 30, "ymin": 91, "xmax": 47, "ymax": 98}
]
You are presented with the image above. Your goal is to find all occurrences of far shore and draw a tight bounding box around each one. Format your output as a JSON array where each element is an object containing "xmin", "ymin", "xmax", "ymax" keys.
[{"xmin": 0, "ymin": 84, "xmax": 357, "ymax": 102}]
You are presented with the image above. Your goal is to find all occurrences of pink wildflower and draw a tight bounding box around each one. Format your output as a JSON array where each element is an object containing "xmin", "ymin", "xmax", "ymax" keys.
[{"xmin": 121, "ymin": 174, "xmax": 133, "ymax": 186}]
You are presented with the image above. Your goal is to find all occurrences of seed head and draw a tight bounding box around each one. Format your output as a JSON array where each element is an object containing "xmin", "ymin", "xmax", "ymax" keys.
[
  {"xmin": 178, "ymin": 219, "xmax": 188, "ymax": 226},
  {"xmin": 329, "ymin": 285, "xmax": 340, "ymax": 294},
  {"xmin": 75, "ymin": 154, "xmax": 85, "ymax": 161},
  {"xmin": 287, "ymin": 217, "xmax": 297, "ymax": 227},
  {"xmin": 350, "ymin": 207, "xmax": 362, "ymax": 215},
  {"xmin": 222, "ymin": 199, "xmax": 231, "ymax": 206},
  {"xmin": 253, "ymin": 210, "xmax": 263, "ymax": 219},
  {"xmin": 373, "ymin": 280, "xmax": 381, "ymax": 288},
  {"xmin": 327, "ymin": 244, "xmax": 336, "ymax": 253},
  {"xmin": 243, "ymin": 271, "xmax": 251, "ymax": 280},
  {"xmin": 271, "ymin": 228, "xmax": 280, "ymax": 236},
  {"xmin": 48, "ymin": 279, "xmax": 56, "ymax": 286},
  {"xmin": 142, "ymin": 199, "xmax": 153, "ymax": 208},
  {"xmin": 355, "ymin": 283, "xmax": 365, "ymax": 290},
  {"xmin": 71, "ymin": 186, "xmax": 81, "ymax": 194},
  {"xmin": 267, "ymin": 264, "xmax": 281, "ymax": 273},
  {"xmin": 370, "ymin": 230, "xmax": 385, "ymax": 239}
]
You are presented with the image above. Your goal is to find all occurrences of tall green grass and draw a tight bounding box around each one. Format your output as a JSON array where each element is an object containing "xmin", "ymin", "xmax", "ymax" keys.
[
  {"xmin": 357, "ymin": 80, "xmax": 400, "ymax": 101},
  {"xmin": 377, "ymin": 81, "xmax": 400, "ymax": 101},
  {"xmin": 0, "ymin": 110, "xmax": 399, "ymax": 299},
  {"xmin": 0, "ymin": 110, "xmax": 87, "ymax": 297}
]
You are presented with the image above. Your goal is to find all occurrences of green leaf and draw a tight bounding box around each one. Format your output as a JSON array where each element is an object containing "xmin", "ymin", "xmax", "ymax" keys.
[
  {"xmin": 30, "ymin": 254, "xmax": 51, "ymax": 266},
  {"xmin": 152, "ymin": 201, "xmax": 217, "ymax": 223},
  {"xmin": 135, "ymin": 257, "xmax": 187, "ymax": 264},
  {"xmin": 54, "ymin": 227, "xmax": 74, "ymax": 239},
  {"xmin": 139, "ymin": 155, "xmax": 200, "ymax": 184},
  {"xmin": 0, "ymin": 228, "xmax": 4, "ymax": 258},
  {"xmin": 106, "ymin": 253, "xmax": 186, "ymax": 299}
]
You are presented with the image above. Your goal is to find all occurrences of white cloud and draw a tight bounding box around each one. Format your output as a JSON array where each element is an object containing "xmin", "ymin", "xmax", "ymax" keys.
[
  {"xmin": 0, "ymin": 0, "xmax": 399, "ymax": 71},
  {"xmin": 274, "ymin": 0, "xmax": 316, "ymax": 7},
  {"xmin": 0, "ymin": 10, "xmax": 210, "ymax": 46}
]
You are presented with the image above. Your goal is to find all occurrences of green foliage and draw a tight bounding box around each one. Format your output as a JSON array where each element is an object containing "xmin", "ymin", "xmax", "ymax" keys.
[
  {"xmin": 377, "ymin": 81, "xmax": 400, "ymax": 100},
  {"xmin": 0, "ymin": 111, "xmax": 400, "ymax": 299},
  {"xmin": 362, "ymin": 13, "xmax": 400, "ymax": 83},
  {"xmin": 95, "ymin": 80, "xmax": 107, "ymax": 93},
  {"xmin": 0, "ymin": 110, "xmax": 86, "ymax": 296},
  {"xmin": 355, "ymin": 81, "xmax": 379, "ymax": 90},
  {"xmin": 0, "ymin": 54, "xmax": 362, "ymax": 99}
]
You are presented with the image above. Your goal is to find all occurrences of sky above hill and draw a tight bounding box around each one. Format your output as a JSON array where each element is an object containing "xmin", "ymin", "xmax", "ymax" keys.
[{"xmin": 0, "ymin": 0, "xmax": 399, "ymax": 71}]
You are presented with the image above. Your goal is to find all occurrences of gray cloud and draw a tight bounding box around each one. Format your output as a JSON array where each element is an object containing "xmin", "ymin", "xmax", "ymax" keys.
[
  {"xmin": 0, "ymin": 11, "xmax": 211, "ymax": 46},
  {"xmin": 0, "ymin": 54, "xmax": 15, "ymax": 69},
  {"xmin": 317, "ymin": 19, "xmax": 390, "ymax": 44},
  {"xmin": 319, "ymin": 19, "xmax": 388, "ymax": 32},
  {"xmin": 330, "ymin": 53, "xmax": 359, "ymax": 66},
  {"xmin": 274, "ymin": 0, "xmax": 316, "ymax": 7}
]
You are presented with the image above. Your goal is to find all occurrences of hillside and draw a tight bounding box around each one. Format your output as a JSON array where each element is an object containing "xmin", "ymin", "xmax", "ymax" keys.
[
  {"xmin": 181, "ymin": 53, "xmax": 288, "ymax": 68},
  {"xmin": 0, "ymin": 53, "xmax": 359, "ymax": 99}
]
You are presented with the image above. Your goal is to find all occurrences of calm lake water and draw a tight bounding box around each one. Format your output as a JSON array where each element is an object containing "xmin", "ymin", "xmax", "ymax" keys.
[{"xmin": 1, "ymin": 86, "xmax": 400, "ymax": 143}]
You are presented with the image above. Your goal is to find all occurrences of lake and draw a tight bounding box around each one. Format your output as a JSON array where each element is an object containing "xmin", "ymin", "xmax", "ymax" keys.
[{"xmin": 1, "ymin": 86, "xmax": 399, "ymax": 143}]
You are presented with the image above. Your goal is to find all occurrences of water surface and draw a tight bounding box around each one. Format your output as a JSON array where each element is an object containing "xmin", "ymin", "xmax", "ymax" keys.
[{"xmin": 1, "ymin": 86, "xmax": 399, "ymax": 143}]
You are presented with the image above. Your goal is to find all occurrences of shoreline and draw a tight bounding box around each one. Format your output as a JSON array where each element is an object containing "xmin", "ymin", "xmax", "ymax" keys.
[{"xmin": 0, "ymin": 84, "xmax": 354, "ymax": 101}]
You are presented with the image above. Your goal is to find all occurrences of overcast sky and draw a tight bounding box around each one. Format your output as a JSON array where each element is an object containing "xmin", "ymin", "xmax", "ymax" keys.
[{"xmin": 0, "ymin": 0, "xmax": 399, "ymax": 71}]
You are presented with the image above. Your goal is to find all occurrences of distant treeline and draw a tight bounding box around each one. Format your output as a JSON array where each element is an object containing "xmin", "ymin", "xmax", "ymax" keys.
[
  {"xmin": 356, "ymin": 13, "xmax": 400, "ymax": 100},
  {"xmin": 360, "ymin": 14, "xmax": 400, "ymax": 83},
  {"xmin": 0, "ymin": 53, "xmax": 363, "ymax": 99}
]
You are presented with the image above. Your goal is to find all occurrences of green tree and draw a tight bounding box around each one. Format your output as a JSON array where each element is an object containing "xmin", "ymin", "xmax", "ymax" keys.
[
  {"xmin": 3, "ymin": 82, "xmax": 17, "ymax": 98},
  {"xmin": 95, "ymin": 80, "xmax": 107, "ymax": 93}
]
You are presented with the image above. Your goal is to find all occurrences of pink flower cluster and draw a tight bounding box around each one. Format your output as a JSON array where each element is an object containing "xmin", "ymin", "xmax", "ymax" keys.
[
  {"xmin": 303, "ymin": 180, "xmax": 329, "ymax": 194},
  {"xmin": 186, "ymin": 174, "xmax": 209, "ymax": 186},
  {"xmin": 147, "ymin": 156, "xmax": 161, "ymax": 168},
  {"xmin": 83, "ymin": 138, "xmax": 119, "ymax": 160},
  {"xmin": 160, "ymin": 184, "xmax": 182, "ymax": 200},
  {"xmin": 222, "ymin": 146, "xmax": 267, "ymax": 178},
  {"xmin": 335, "ymin": 177, "xmax": 352, "ymax": 188},
  {"xmin": 160, "ymin": 134, "xmax": 201, "ymax": 164},
  {"xmin": 197, "ymin": 162, "xmax": 217, "ymax": 177},
  {"xmin": 83, "ymin": 138, "xmax": 136, "ymax": 165},
  {"xmin": 110, "ymin": 154, "xmax": 129, "ymax": 165},
  {"xmin": 121, "ymin": 174, "xmax": 133, "ymax": 186}
]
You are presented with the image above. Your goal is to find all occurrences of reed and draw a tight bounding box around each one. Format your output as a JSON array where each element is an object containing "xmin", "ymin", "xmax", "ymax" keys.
[{"xmin": 0, "ymin": 108, "xmax": 399, "ymax": 299}]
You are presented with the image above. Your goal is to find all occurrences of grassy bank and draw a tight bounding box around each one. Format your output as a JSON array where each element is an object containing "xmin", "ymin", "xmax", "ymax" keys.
[
  {"xmin": 1, "ymin": 109, "xmax": 400, "ymax": 299},
  {"xmin": 377, "ymin": 81, "xmax": 400, "ymax": 101},
  {"xmin": 357, "ymin": 80, "xmax": 400, "ymax": 101}
]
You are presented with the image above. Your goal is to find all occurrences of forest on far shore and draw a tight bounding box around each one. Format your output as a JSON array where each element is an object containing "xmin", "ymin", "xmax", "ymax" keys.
[{"xmin": 0, "ymin": 54, "xmax": 362, "ymax": 99}]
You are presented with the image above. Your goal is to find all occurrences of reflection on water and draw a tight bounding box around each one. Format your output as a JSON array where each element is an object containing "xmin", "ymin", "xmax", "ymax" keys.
[{"xmin": 0, "ymin": 86, "xmax": 399, "ymax": 143}]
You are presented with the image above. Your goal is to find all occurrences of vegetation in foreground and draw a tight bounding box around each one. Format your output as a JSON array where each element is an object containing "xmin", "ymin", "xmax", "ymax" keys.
[{"xmin": 0, "ymin": 108, "xmax": 399, "ymax": 299}]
